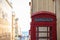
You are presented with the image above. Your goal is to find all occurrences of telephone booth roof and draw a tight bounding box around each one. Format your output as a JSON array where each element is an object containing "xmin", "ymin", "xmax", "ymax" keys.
[{"xmin": 31, "ymin": 11, "xmax": 56, "ymax": 17}]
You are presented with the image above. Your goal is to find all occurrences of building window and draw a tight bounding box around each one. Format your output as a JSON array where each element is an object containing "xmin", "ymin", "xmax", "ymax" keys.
[{"xmin": 36, "ymin": 27, "xmax": 52, "ymax": 40}]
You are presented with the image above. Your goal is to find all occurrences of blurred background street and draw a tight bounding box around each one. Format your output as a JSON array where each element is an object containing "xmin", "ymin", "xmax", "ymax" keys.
[{"xmin": 0, "ymin": 0, "xmax": 31, "ymax": 40}]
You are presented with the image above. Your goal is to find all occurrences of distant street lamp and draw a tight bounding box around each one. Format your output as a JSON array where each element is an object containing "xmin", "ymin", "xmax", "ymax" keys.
[{"xmin": 15, "ymin": 18, "xmax": 18, "ymax": 21}]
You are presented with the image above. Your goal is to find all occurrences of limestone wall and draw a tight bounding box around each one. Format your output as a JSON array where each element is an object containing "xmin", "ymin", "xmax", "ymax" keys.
[{"xmin": 31, "ymin": 0, "xmax": 55, "ymax": 13}]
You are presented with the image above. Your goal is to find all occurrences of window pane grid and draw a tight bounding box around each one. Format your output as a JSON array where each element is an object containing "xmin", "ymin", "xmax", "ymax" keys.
[{"xmin": 36, "ymin": 27, "xmax": 50, "ymax": 40}]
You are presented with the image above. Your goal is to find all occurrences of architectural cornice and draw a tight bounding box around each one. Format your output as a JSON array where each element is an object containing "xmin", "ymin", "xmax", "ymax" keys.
[{"xmin": 6, "ymin": 0, "xmax": 13, "ymax": 8}]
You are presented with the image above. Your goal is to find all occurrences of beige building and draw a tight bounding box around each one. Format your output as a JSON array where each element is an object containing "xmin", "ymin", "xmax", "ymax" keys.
[
  {"xmin": 0, "ymin": 18, "xmax": 10, "ymax": 40},
  {"xmin": 55, "ymin": 0, "xmax": 60, "ymax": 40},
  {"xmin": 0, "ymin": 0, "xmax": 13, "ymax": 40},
  {"xmin": 31, "ymin": 0, "xmax": 55, "ymax": 13},
  {"xmin": 30, "ymin": 0, "xmax": 60, "ymax": 40}
]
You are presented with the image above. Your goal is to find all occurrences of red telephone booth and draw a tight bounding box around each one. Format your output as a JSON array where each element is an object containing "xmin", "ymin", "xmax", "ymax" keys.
[{"xmin": 30, "ymin": 11, "xmax": 57, "ymax": 40}]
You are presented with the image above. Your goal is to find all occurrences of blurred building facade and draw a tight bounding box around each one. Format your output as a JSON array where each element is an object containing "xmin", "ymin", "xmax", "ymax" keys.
[
  {"xmin": 0, "ymin": 0, "xmax": 13, "ymax": 40},
  {"xmin": 29, "ymin": 0, "xmax": 60, "ymax": 40},
  {"xmin": 55, "ymin": 0, "xmax": 60, "ymax": 40},
  {"xmin": 30, "ymin": 0, "xmax": 55, "ymax": 13}
]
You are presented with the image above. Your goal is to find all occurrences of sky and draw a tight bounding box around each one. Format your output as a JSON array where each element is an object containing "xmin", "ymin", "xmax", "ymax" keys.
[{"xmin": 12, "ymin": 0, "xmax": 31, "ymax": 32}]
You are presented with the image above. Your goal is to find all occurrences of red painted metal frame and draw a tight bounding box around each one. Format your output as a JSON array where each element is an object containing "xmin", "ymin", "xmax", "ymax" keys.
[{"xmin": 30, "ymin": 11, "xmax": 57, "ymax": 40}]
